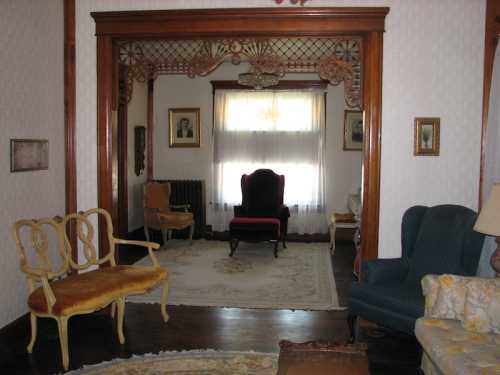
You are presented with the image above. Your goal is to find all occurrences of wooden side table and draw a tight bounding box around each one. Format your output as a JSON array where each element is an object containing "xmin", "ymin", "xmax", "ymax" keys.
[{"xmin": 277, "ymin": 340, "xmax": 369, "ymax": 375}]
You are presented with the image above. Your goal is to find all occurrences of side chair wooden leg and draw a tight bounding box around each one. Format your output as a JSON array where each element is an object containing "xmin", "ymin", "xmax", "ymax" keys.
[
  {"xmin": 189, "ymin": 223, "xmax": 195, "ymax": 245},
  {"xmin": 116, "ymin": 298, "xmax": 125, "ymax": 344},
  {"xmin": 161, "ymin": 230, "xmax": 168, "ymax": 247},
  {"xmin": 274, "ymin": 241, "xmax": 279, "ymax": 258},
  {"xmin": 110, "ymin": 301, "xmax": 116, "ymax": 319},
  {"xmin": 160, "ymin": 279, "xmax": 170, "ymax": 322},
  {"xmin": 27, "ymin": 313, "xmax": 37, "ymax": 353},
  {"xmin": 56, "ymin": 317, "xmax": 69, "ymax": 371},
  {"xmin": 144, "ymin": 226, "xmax": 150, "ymax": 241}
]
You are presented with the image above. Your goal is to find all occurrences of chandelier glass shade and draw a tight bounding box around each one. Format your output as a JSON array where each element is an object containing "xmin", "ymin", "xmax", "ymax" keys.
[{"xmin": 238, "ymin": 71, "xmax": 280, "ymax": 90}]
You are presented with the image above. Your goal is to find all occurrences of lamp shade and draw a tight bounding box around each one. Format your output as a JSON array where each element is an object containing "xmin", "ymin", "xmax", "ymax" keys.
[{"xmin": 474, "ymin": 183, "xmax": 500, "ymax": 236}]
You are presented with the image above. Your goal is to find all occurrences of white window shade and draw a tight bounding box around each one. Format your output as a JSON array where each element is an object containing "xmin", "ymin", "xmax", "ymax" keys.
[{"xmin": 212, "ymin": 90, "xmax": 327, "ymax": 234}]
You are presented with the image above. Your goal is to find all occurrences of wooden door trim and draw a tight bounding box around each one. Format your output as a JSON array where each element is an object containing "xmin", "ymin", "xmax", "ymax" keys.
[
  {"xmin": 93, "ymin": 7, "xmax": 389, "ymax": 261},
  {"xmin": 64, "ymin": 0, "xmax": 77, "ymax": 261},
  {"xmin": 147, "ymin": 79, "xmax": 154, "ymax": 181},
  {"xmin": 479, "ymin": 0, "xmax": 500, "ymax": 207}
]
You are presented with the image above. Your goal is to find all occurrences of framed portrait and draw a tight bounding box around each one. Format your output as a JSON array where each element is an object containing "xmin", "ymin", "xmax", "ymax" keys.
[
  {"xmin": 10, "ymin": 139, "xmax": 49, "ymax": 172},
  {"xmin": 343, "ymin": 110, "xmax": 363, "ymax": 151},
  {"xmin": 414, "ymin": 117, "xmax": 440, "ymax": 156},
  {"xmin": 168, "ymin": 108, "xmax": 201, "ymax": 148}
]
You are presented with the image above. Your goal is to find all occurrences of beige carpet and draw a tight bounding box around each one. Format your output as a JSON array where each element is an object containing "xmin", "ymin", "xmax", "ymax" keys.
[
  {"xmin": 128, "ymin": 240, "xmax": 341, "ymax": 310},
  {"xmin": 67, "ymin": 350, "xmax": 277, "ymax": 375}
]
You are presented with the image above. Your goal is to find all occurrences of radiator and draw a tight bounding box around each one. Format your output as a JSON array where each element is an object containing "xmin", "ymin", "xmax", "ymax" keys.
[{"xmin": 155, "ymin": 179, "xmax": 206, "ymax": 239}]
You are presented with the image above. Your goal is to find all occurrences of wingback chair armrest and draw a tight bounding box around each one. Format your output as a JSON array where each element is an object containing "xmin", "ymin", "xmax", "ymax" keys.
[
  {"xmin": 171, "ymin": 204, "xmax": 191, "ymax": 212},
  {"xmin": 361, "ymin": 258, "xmax": 409, "ymax": 285},
  {"xmin": 233, "ymin": 205, "xmax": 246, "ymax": 217},
  {"xmin": 279, "ymin": 205, "xmax": 290, "ymax": 219},
  {"xmin": 113, "ymin": 238, "xmax": 161, "ymax": 267}
]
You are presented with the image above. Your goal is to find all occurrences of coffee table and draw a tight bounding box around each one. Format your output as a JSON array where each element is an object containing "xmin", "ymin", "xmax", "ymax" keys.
[{"xmin": 277, "ymin": 340, "xmax": 370, "ymax": 375}]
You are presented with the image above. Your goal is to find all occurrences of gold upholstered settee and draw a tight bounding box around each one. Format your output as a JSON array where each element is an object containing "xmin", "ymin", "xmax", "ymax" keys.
[{"xmin": 13, "ymin": 208, "xmax": 169, "ymax": 371}]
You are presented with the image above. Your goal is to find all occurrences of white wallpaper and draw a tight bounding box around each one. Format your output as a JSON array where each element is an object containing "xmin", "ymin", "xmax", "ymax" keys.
[
  {"xmin": 0, "ymin": 0, "xmax": 65, "ymax": 327},
  {"xmin": 76, "ymin": 0, "xmax": 486, "ymax": 259}
]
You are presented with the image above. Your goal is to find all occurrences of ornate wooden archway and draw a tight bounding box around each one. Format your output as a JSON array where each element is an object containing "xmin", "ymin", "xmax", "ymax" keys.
[{"xmin": 92, "ymin": 7, "xmax": 389, "ymax": 263}]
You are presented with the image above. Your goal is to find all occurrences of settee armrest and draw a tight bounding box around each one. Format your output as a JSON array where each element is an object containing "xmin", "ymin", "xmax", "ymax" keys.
[
  {"xmin": 362, "ymin": 258, "xmax": 409, "ymax": 285},
  {"xmin": 114, "ymin": 238, "xmax": 161, "ymax": 267}
]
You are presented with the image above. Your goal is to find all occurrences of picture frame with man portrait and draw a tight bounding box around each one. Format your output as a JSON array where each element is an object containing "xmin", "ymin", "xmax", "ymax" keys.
[
  {"xmin": 343, "ymin": 110, "xmax": 363, "ymax": 151},
  {"xmin": 168, "ymin": 108, "xmax": 201, "ymax": 148}
]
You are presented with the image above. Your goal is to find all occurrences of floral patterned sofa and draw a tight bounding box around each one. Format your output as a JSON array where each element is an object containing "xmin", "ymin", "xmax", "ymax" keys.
[{"xmin": 415, "ymin": 274, "xmax": 500, "ymax": 375}]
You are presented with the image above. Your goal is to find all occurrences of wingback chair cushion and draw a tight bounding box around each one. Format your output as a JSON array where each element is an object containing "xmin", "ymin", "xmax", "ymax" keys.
[{"xmin": 348, "ymin": 204, "xmax": 485, "ymax": 336}]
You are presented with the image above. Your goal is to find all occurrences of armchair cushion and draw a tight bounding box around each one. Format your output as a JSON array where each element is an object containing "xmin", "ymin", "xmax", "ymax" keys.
[
  {"xmin": 362, "ymin": 258, "xmax": 409, "ymax": 285},
  {"xmin": 28, "ymin": 266, "xmax": 167, "ymax": 316}
]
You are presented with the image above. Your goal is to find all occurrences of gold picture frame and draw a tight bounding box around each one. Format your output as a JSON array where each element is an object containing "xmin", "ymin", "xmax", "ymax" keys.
[
  {"xmin": 414, "ymin": 117, "xmax": 440, "ymax": 156},
  {"xmin": 168, "ymin": 108, "xmax": 201, "ymax": 148},
  {"xmin": 343, "ymin": 110, "xmax": 363, "ymax": 151}
]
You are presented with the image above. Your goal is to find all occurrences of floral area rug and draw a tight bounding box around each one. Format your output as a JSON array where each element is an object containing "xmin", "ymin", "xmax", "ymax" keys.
[
  {"xmin": 128, "ymin": 240, "xmax": 341, "ymax": 310},
  {"xmin": 66, "ymin": 350, "xmax": 277, "ymax": 375}
]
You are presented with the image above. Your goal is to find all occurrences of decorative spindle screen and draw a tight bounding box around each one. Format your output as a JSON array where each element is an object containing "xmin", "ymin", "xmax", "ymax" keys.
[{"xmin": 118, "ymin": 37, "xmax": 362, "ymax": 108}]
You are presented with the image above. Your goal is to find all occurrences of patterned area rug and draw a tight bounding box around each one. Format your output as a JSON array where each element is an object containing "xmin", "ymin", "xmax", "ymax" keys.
[
  {"xmin": 128, "ymin": 240, "xmax": 341, "ymax": 310},
  {"xmin": 67, "ymin": 350, "xmax": 278, "ymax": 375}
]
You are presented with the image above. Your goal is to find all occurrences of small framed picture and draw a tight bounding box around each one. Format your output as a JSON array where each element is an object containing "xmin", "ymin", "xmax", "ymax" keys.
[
  {"xmin": 10, "ymin": 139, "xmax": 49, "ymax": 172},
  {"xmin": 343, "ymin": 110, "xmax": 363, "ymax": 151},
  {"xmin": 168, "ymin": 108, "xmax": 201, "ymax": 148},
  {"xmin": 414, "ymin": 117, "xmax": 440, "ymax": 156}
]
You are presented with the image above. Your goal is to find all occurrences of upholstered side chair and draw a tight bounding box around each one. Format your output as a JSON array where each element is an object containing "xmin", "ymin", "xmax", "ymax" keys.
[
  {"xmin": 143, "ymin": 181, "xmax": 195, "ymax": 246},
  {"xmin": 13, "ymin": 208, "xmax": 169, "ymax": 370}
]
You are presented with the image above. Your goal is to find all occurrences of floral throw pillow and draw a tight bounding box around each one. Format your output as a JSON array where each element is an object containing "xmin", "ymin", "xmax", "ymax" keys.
[
  {"xmin": 429, "ymin": 274, "xmax": 474, "ymax": 321},
  {"xmin": 462, "ymin": 278, "xmax": 500, "ymax": 334},
  {"xmin": 421, "ymin": 274, "xmax": 440, "ymax": 316}
]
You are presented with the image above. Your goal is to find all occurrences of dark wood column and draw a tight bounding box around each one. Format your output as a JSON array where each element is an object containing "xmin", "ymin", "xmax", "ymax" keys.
[{"xmin": 147, "ymin": 79, "xmax": 154, "ymax": 181}]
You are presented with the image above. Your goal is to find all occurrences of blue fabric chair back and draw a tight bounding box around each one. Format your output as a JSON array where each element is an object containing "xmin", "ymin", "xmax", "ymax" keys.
[{"xmin": 404, "ymin": 205, "xmax": 484, "ymax": 286}]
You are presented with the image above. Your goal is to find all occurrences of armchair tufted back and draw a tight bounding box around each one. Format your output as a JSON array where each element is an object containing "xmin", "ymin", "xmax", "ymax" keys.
[{"xmin": 402, "ymin": 205, "xmax": 485, "ymax": 287}]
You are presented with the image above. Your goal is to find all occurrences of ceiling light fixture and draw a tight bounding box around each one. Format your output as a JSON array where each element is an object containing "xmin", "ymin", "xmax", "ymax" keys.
[{"xmin": 238, "ymin": 70, "xmax": 280, "ymax": 90}]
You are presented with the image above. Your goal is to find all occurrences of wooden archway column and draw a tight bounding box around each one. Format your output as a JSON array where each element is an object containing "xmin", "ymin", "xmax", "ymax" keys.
[
  {"xmin": 92, "ymin": 7, "xmax": 389, "ymax": 261},
  {"xmin": 479, "ymin": 0, "xmax": 500, "ymax": 207}
]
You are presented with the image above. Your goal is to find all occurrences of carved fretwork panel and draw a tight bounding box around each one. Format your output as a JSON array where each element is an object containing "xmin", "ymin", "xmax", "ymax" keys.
[{"xmin": 118, "ymin": 37, "xmax": 362, "ymax": 108}]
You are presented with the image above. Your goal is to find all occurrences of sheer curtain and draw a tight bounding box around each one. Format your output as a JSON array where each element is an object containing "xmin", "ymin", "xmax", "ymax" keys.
[{"xmin": 212, "ymin": 90, "xmax": 327, "ymax": 234}]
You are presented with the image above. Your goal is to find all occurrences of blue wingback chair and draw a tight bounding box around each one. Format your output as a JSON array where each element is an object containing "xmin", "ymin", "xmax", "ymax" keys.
[{"xmin": 348, "ymin": 204, "xmax": 485, "ymax": 338}]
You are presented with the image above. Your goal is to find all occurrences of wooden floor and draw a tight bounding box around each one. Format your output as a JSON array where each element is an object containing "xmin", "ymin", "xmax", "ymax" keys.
[{"xmin": 0, "ymin": 240, "xmax": 421, "ymax": 374}]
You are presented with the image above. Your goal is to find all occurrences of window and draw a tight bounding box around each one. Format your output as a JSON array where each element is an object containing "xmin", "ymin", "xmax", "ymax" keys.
[{"xmin": 212, "ymin": 90, "xmax": 326, "ymax": 234}]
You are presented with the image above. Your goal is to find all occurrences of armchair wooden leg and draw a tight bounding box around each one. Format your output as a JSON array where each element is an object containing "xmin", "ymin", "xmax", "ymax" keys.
[
  {"xmin": 116, "ymin": 298, "xmax": 125, "ymax": 344},
  {"xmin": 160, "ymin": 278, "xmax": 170, "ymax": 322},
  {"xmin": 229, "ymin": 238, "xmax": 238, "ymax": 257},
  {"xmin": 110, "ymin": 301, "xmax": 116, "ymax": 319},
  {"xmin": 56, "ymin": 317, "xmax": 69, "ymax": 371},
  {"xmin": 161, "ymin": 230, "xmax": 168, "ymax": 247},
  {"xmin": 347, "ymin": 313, "xmax": 358, "ymax": 343},
  {"xmin": 27, "ymin": 313, "xmax": 37, "ymax": 353},
  {"xmin": 274, "ymin": 241, "xmax": 279, "ymax": 258},
  {"xmin": 189, "ymin": 222, "xmax": 195, "ymax": 245}
]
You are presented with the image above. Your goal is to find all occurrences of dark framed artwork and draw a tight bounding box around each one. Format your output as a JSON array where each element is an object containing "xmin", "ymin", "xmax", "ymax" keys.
[
  {"xmin": 10, "ymin": 139, "xmax": 49, "ymax": 172},
  {"xmin": 168, "ymin": 108, "xmax": 201, "ymax": 148},
  {"xmin": 343, "ymin": 110, "xmax": 363, "ymax": 151},
  {"xmin": 134, "ymin": 126, "xmax": 146, "ymax": 176},
  {"xmin": 414, "ymin": 117, "xmax": 440, "ymax": 156}
]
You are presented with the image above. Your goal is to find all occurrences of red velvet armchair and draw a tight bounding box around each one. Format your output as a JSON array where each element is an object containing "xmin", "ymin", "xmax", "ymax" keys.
[{"xmin": 229, "ymin": 169, "xmax": 290, "ymax": 257}]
